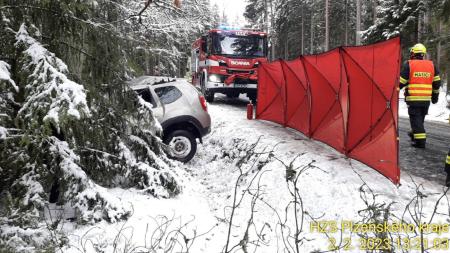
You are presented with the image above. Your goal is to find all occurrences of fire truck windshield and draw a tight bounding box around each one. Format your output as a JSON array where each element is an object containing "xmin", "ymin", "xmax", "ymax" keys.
[{"xmin": 212, "ymin": 33, "xmax": 267, "ymax": 58}]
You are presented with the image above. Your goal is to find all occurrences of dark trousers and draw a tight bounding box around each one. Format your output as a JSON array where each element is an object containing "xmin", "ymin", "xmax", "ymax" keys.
[{"xmin": 408, "ymin": 105, "xmax": 429, "ymax": 147}]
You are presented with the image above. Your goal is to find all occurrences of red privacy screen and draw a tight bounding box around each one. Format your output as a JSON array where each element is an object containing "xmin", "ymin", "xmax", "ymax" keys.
[{"xmin": 256, "ymin": 38, "xmax": 401, "ymax": 184}]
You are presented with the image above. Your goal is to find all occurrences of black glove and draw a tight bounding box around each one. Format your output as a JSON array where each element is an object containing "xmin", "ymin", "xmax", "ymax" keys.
[{"xmin": 431, "ymin": 93, "xmax": 439, "ymax": 104}]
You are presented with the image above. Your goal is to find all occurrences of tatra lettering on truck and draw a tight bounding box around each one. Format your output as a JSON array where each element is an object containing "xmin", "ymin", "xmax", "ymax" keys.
[{"xmin": 191, "ymin": 27, "xmax": 268, "ymax": 102}]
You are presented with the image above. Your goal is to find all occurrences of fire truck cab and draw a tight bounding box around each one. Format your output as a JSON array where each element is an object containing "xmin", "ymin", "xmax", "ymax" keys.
[{"xmin": 191, "ymin": 27, "xmax": 268, "ymax": 102}]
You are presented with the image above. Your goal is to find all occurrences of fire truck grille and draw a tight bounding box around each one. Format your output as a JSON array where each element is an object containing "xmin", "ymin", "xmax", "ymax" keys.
[
  {"xmin": 227, "ymin": 69, "xmax": 255, "ymax": 75},
  {"xmin": 234, "ymin": 78, "xmax": 254, "ymax": 84}
]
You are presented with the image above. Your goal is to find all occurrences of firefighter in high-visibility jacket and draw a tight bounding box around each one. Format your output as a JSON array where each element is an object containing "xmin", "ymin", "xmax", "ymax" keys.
[{"xmin": 399, "ymin": 43, "xmax": 441, "ymax": 148}]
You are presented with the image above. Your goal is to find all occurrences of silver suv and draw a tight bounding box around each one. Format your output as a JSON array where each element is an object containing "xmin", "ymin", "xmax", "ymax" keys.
[{"xmin": 130, "ymin": 77, "xmax": 211, "ymax": 162}]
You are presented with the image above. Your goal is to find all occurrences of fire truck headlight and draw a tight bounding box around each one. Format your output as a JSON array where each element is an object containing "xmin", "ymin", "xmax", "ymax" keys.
[{"xmin": 208, "ymin": 74, "xmax": 221, "ymax": 83}]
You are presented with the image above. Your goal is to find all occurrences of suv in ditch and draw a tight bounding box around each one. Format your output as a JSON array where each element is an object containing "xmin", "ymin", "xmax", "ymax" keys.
[{"xmin": 129, "ymin": 76, "xmax": 211, "ymax": 163}]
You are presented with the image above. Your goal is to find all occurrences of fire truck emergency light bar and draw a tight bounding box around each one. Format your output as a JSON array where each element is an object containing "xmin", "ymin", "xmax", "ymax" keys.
[{"xmin": 217, "ymin": 25, "xmax": 241, "ymax": 30}]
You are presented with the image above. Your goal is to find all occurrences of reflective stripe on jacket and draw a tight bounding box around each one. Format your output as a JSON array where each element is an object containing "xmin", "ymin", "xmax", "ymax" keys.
[{"xmin": 406, "ymin": 60, "xmax": 435, "ymax": 102}]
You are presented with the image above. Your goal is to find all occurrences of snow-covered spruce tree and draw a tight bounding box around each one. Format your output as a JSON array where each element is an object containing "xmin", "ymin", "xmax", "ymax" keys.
[
  {"xmin": 0, "ymin": 24, "xmax": 123, "ymax": 250},
  {"xmin": 362, "ymin": 0, "xmax": 449, "ymax": 86},
  {"xmin": 361, "ymin": 0, "xmax": 428, "ymax": 44},
  {"xmin": 123, "ymin": 0, "xmax": 213, "ymax": 76},
  {"xmin": 0, "ymin": 0, "xmax": 215, "ymax": 250}
]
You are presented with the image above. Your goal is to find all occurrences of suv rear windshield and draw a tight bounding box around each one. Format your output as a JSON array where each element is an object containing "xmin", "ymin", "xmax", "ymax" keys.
[{"xmin": 154, "ymin": 86, "xmax": 182, "ymax": 105}]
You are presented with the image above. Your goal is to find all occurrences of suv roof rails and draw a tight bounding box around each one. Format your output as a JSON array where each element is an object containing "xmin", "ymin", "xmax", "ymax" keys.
[{"xmin": 128, "ymin": 76, "xmax": 176, "ymax": 87}]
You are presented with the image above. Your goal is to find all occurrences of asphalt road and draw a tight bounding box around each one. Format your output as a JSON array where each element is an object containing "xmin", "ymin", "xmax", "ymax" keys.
[
  {"xmin": 399, "ymin": 117, "xmax": 449, "ymax": 185},
  {"xmin": 212, "ymin": 95, "xmax": 450, "ymax": 185}
]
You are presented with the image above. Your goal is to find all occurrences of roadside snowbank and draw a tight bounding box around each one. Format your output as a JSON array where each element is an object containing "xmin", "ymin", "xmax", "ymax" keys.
[
  {"xmin": 399, "ymin": 88, "xmax": 450, "ymax": 123},
  {"xmin": 63, "ymin": 186, "xmax": 222, "ymax": 253}
]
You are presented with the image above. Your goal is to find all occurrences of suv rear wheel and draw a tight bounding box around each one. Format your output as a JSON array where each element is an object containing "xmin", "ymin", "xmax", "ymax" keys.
[{"xmin": 164, "ymin": 130, "xmax": 197, "ymax": 163}]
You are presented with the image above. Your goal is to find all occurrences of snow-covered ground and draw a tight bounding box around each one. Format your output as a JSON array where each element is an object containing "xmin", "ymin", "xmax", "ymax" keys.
[
  {"xmin": 399, "ymin": 87, "xmax": 450, "ymax": 123},
  {"xmin": 63, "ymin": 93, "xmax": 450, "ymax": 252}
]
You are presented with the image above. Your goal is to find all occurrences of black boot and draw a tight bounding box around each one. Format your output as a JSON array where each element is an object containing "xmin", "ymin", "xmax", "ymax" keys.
[
  {"xmin": 411, "ymin": 139, "xmax": 426, "ymax": 149},
  {"xmin": 408, "ymin": 131, "xmax": 414, "ymax": 142},
  {"xmin": 446, "ymin": 173, "xmax": 450, "ymax": 187}
]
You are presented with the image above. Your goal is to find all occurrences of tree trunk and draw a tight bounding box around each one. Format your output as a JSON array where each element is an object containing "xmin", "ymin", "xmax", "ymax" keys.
[
  {"xmin": 264, "ymin": 0, "xmax": 269, "ymax": 33},
  {"xmin": 270, "ymin": 0, "xmax": 276, "ymax": 60},
  {"xmin": 372, "ymin": 0, "xmax": 377, "ymax": 24},
  {"xmin": 345, "ymin": 0, "xmax": 348, "ymax": 45},
  {"xmin": 423, "ymin": 8, "xmax": 430, "ymax": 42},
  {"xmin": 417, "ymin": 12, "xmax": 422, "ymax": 42},
  {"xmin": 310, "ymin": 14, "xmax": 314, "ymax": 54},
  {"xmin": 301, "ymin": 6, "xmax": 305, "ymax": 55},
  {"xmin": 145, "ymin": 51, "xmax": 149, "ymax": 74},
  {"xmin": 437, "ymin": 19, "xmax": 442, "ymax": 67},
  {"xmin": 445, "ymin": 68, "xmax": 450, "ymax": 93},
  {"xmin": 325, "ymin": 0, "xmax": 329, "ymax": 51},
  {"xmin": 177, "ymin": 58, "xmax": 181, "ymax": 78},
  {"xmin": 356, "ymin": 0, "xmax": 361, "ymax": 45},
  {"xmin": 285, "ymin": 31, "xmax": 289, "ymax": 59}
]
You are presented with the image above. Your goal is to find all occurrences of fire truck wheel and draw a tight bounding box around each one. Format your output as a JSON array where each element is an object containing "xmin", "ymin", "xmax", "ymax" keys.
[
  {"xmin": 205, "ymin": 91, "xmax": 215, "ymax": 102},
  {"xmin": 248, "ymin": 94, "xmax": 257, "ymax": 104},
  {"xmin": 200, "ymin": 75, "xmax": 214, "ymax": 102},
  {"xmin": 226, "ymin": 92, "xmax": 239, "ymax": 98}
]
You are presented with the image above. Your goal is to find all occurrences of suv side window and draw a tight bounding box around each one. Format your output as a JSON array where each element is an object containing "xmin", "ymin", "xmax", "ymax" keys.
[
  {"xmin": 154, "ymin": 86, "xmax": 182, "ymax": 105},
  {"xmin": 136, "ymin": 88, "xmax": 156, "ymax": 108}
]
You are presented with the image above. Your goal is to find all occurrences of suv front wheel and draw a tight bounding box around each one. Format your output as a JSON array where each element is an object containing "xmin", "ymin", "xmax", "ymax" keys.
[{"xmin": 164, "ymin": 130, "xmax": 197, "ymax": 163}]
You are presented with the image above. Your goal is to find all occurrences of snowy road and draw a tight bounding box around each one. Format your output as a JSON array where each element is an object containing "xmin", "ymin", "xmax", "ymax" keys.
[{"xmin": 399, "ymin": 117, "xmax": 450, "ymax": 184}]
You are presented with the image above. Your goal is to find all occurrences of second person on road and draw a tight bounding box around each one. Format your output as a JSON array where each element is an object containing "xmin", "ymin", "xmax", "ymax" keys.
[{"xmin": 399, "ymin": 43, "xmax": 441, "ymax": 149}]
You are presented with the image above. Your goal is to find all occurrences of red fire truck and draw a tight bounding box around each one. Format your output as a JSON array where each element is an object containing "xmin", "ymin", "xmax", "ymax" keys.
[{"xmin": 191, "ymin": 27, "xmax": 268, "ymax": 102}]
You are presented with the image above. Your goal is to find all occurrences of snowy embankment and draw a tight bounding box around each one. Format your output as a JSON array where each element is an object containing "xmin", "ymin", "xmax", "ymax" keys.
[
  {"xmin": 65, "ymin": 93, "xmax": 450, "ymax": 252},
  {"xmin": 399, "ymin": 86, "xmax": 450, "ymax": 123}
]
